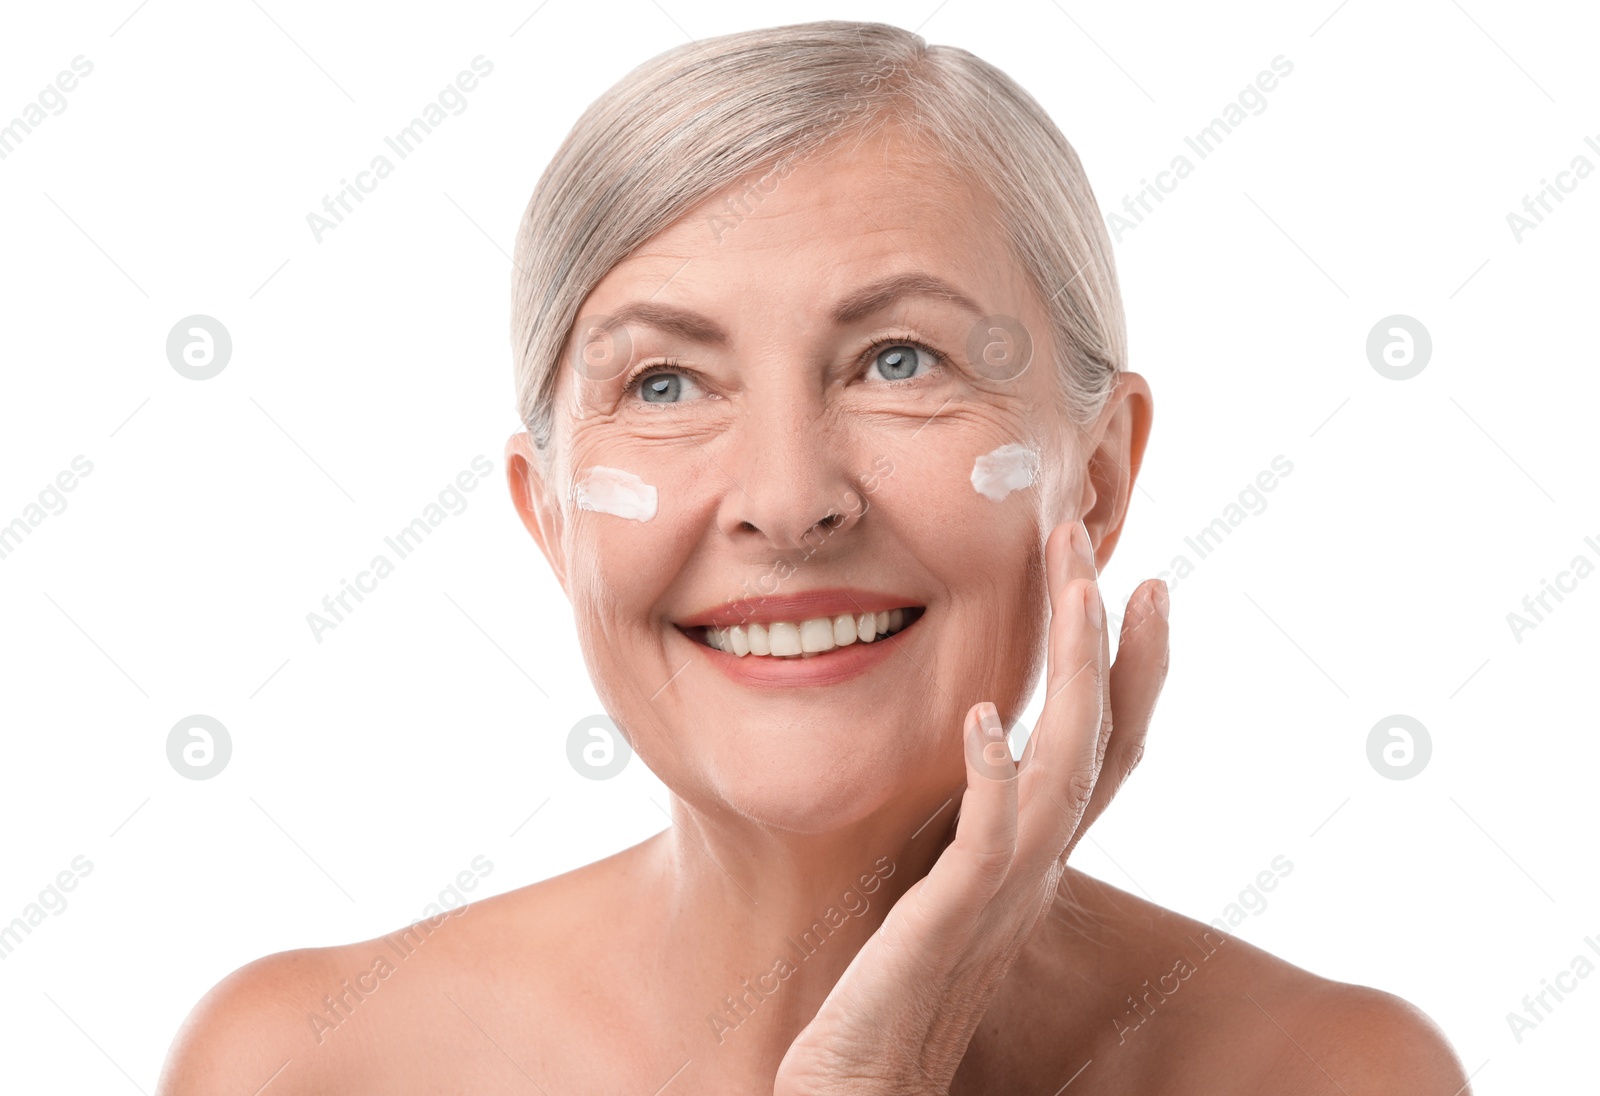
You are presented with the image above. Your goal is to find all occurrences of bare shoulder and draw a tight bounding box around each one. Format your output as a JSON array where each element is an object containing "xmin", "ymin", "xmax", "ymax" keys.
[
  {"xmin": 1015, "ymin": 870, "xmax": 1473, "ymax": 1096},
  {"xmin": 155, "ymin": 841, "xmax": 655, "ymax": 1096},
  {"xmin": 153, "ymin": 944, "xmax": 350, "ymax": 1096},
  {"xmin": 1238, "ymin": 978, "xmax": 1473, "ymax": 1094},
  {"xmin": 154, "ymin": 903, "xmax": 554, "ymax": 1094}
]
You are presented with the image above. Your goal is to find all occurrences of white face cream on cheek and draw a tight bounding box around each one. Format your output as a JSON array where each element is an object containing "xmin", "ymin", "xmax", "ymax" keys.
[
  {"xmin": 572, "ymin": 466, "xmax": 658, "ymax": 521},
  {"xmin": 970, "ymin": 443, "xmax": 1041, "ymax": 502}
]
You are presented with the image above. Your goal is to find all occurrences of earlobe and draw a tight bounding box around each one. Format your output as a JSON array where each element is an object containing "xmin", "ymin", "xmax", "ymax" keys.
[{"xmin": 505, "ymin": 431, "xmax": 568, "ymax": 591}]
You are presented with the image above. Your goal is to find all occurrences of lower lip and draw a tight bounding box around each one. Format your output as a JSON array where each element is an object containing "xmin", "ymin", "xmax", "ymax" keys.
[{"xmin": 682, "ymin": 617, "xmax": 920, "ymax": 688}]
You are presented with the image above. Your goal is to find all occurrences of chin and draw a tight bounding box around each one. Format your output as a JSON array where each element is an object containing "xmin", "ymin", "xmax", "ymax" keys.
[{"xmin": 696, "ymin": 727, "xmax": 959, "ymax": 837}]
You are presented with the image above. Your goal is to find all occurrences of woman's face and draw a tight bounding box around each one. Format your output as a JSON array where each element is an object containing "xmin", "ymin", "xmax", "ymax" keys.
[{"xmin": 514, "ymin": 123, "xmax": 1103, "ymax": 833}]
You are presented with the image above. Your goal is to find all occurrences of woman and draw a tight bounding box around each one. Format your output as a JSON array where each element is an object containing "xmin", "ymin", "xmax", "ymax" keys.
[{"xmin": 158, "ymin": 20, "xmax": 1470, "ymax": 1094}]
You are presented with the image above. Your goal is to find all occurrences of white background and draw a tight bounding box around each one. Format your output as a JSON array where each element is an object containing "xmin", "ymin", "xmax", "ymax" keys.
[{"xmin": 1, "ymin": 0, "xmax": 1595, "ymax": 1091}]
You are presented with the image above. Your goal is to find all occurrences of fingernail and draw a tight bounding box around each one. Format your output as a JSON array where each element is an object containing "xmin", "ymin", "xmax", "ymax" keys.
[
  {"xmin": 1085, "ymin": 584, "xmax": 1102, "ymax": 629},
  {"xmin": 1152, "ymin": 581, "xmax": 1169, "ymax": 621},
  {"xmin": 980, "ymin": 702, "xmax": 1005, "ymax": 740},
  {"xmin": 1073, "ymin": 520, "xmax": 1095, "ymax": 568}
]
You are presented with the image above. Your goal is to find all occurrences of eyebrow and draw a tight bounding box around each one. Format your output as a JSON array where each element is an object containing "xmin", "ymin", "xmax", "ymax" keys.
[
  {"xmin": 596, "ymin": 272, "xmax": 987, "ymax": 346},
  {"xmin": 831, "ymin": 272, "xmax": 987, "ymax": 326}
]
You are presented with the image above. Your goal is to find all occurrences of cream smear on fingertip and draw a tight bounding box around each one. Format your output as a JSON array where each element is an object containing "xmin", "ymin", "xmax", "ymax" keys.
[
  {"xmin": 572, "ymin": 466, "xmax": 657, "ymax": 521},
  {"xmin": 970, "ymin": 443, "xmax": 1040, "ymax": 502}
]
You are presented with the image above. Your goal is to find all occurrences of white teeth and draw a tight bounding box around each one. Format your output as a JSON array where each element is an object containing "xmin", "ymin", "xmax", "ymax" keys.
[
  {"xmin": 799, "ymin": 617, "xmax": 835, "ymax": 653},
  {"xmin": 833, "ymin": 614, "xmax": 857, "ymax": 647},
  {"xmin": 767, "ymin": 621, "xmax": 802, "ymax": 657},
  {"xmin": 698, "ymin": 608, "xmax": 916, "ymax": 658}
]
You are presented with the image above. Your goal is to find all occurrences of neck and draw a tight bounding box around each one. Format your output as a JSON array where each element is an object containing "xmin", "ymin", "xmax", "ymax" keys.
[{"xmin": 642, "ymin": 784, "xmax": 961, "ymax": 1074}]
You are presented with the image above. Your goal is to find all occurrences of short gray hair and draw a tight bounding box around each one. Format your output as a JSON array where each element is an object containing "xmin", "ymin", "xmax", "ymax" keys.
[{"xmin": 511, "ymin": 19, "xmax": 1126, "ymax": 461}]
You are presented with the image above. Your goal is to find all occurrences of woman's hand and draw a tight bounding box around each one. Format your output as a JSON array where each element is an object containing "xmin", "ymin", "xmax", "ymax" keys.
[{"xmin": 773, "ymin": 519, "xmax": 1171, "ymax": 1096}]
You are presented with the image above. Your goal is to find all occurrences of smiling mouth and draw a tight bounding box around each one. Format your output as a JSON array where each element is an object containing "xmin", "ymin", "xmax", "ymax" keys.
[{"xmin": 687, "ymin": 607, "xmax": 924, "ymax": 659}]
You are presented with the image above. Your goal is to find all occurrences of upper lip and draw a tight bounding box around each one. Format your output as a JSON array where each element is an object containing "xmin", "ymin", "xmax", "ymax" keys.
[{"xmin": 675, "ymin": 587, "xmax": 923, "ymax": 629}]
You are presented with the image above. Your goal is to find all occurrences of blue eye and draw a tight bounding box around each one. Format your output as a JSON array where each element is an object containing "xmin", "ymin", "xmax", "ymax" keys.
[
  {"xmin": 625, "ymin": 368, "xmax": 705, "ymax": 404},
  {"xmin": 865, "ymin": 341, "xmax": 940, "ymax": 383}
]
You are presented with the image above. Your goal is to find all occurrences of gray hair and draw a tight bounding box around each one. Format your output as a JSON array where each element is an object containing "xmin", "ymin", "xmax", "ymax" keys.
[{"xmin": 510, "ymin": 19, "xmax": 1126, "ymax": 463}]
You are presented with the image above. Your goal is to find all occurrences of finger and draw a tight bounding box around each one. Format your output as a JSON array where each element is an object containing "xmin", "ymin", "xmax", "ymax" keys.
[
  {"xmin": 1018, "ymin": 519, "xmax": 1098, "ymax": 773},
  {"xmin": 1090, "ymin": 563, "xmax": 1115, "ymax": 776},
  {"xmin": 1071, "ymin": 578, "xmax": 1170, "ymax": 848},
  {"xmin": 1016, "ymin": 521, "xmax": 1106, "ymax": 866},
  {"xmin": 913, "ymin": 702, "xmax": 1020, "ymax": 933}
]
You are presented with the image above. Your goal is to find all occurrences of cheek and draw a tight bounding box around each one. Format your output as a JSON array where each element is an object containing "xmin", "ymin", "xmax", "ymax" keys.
[
  {"xmin": 572, "ymin": 465, "xmax": 656, "ymax": 521},
  {"xmin": 873, "ymin": 428, "xmax": 1051, "ymax": 674},
  {"xmin": 569, "ymin": 509, "xmax": 658, "ymax": 599},
  {"xmin": 870, "ymin": 425, "xmax": 1046, "ymax": 540},
  {"xmin": 562, "ymin": 445, "xmax": 708, "ymax": 642},
  {"xmin": 969, "ymin": 442, "xmax": 1041, "ymax": 502}
]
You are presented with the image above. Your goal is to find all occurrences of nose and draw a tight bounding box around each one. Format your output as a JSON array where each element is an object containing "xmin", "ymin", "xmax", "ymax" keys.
[{"xmin": 716, "ymin": 398, "xmax": 868, "ymax": 555}]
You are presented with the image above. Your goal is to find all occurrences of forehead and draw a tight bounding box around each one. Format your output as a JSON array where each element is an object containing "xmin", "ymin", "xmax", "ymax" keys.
[{"xmin": 583, "ymin": 122, "xmax": 1039, "ymax": 317}]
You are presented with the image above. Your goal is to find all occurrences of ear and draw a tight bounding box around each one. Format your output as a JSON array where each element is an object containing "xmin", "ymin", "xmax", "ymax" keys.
[
  {"xmin": 505, "ymin": 431, "xmax": 568, "ymax": 593},
  {"xmin": 1078, "ymin": 371, "xmax": 1153, "ymax": 570}
]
